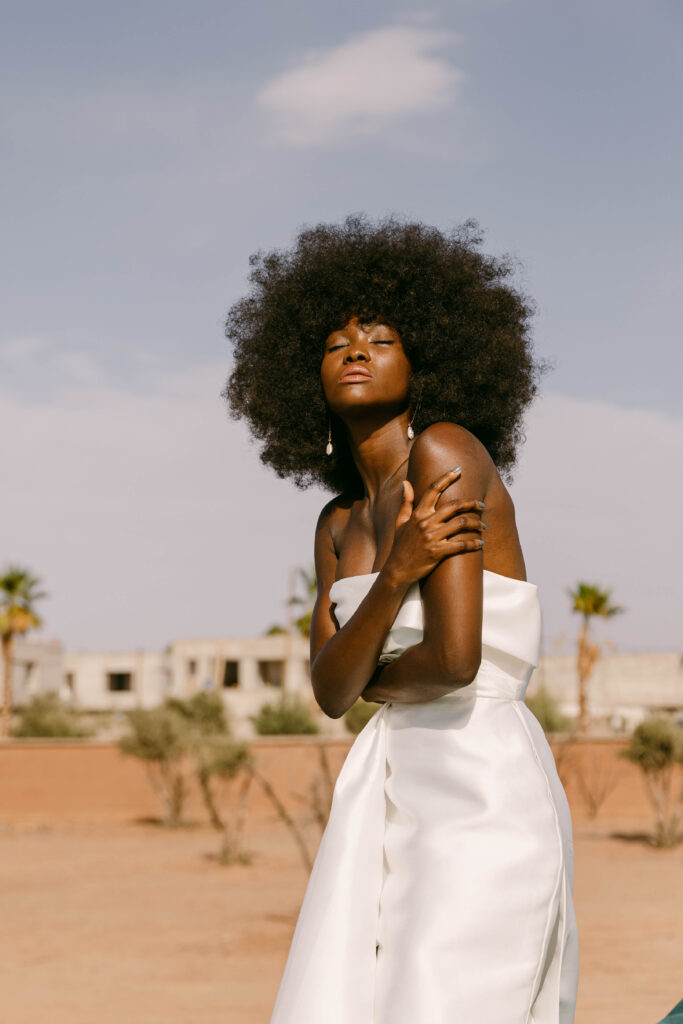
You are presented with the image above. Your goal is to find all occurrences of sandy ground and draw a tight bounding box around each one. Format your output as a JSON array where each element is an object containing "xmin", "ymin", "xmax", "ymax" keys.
[{"xmin": 1, "ymin": 741, "xmax": 682, "ymax": 1024}]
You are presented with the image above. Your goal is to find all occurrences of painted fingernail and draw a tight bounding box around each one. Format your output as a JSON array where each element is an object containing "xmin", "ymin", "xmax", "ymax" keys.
[
  {"xmin": 451, "ymin": 465, "xmax": 462, "ymax": 474},
  {"xmin": 482, "ymin": 523, "xmax": 487, "ymax": 530},
  {"xmin": 477, "ymin": 501, "xmax": 485, "ymax": 508},
  {"xmin": 478, "ymin": 539, "xmax": 484, "ymax": 547}
]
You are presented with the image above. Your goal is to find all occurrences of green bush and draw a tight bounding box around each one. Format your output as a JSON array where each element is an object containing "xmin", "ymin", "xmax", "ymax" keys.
[
  {"xmin": 195, "ymin": 734, "xmax": 255, "ymax": 861},
  {"xmin": 118, "ymin": 706, "xmax": 193, "ymax": 827},
  {"xmin": 11, "ymin": 691, "xmax": 93, "ymax": 738},
  {"xmin": 165, "ymin": 691, "xmax": 229, "ymax": 736},
  {"xmin": 251, "ymin": 694, "xmax": 320, "ymax": 735},
  {"xmin": 344, "ymin": 698, "xmax": 381, "ymax": 735},
  {"xmin": 620, "ymin": 716, "xmax": 683, "ymax": 848},
  {"xmin": 621, "ymin": 716, "xmax": 683, "ymax": 773},
  {"xmin": 525, "ymin": 687, "xmax": 571, "ymax": 734},
  {"xmin": 119, "ymin": 706, "xmax": 190, "ymax": 762},
  {"xmin": 118, "ymin": 695, "xmax": 253, "ymax": 835}
]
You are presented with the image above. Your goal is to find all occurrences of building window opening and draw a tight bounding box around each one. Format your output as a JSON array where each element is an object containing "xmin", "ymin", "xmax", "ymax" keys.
[
  {"xmin": 223, "ymin": 661, "xmax": 239, "ymax": 688},
  {"xmin": 187, "ymin": 659, "xmax": 197, "ymax": 677},
  {"xmin": 107, "ymin": 672, "xmax": 133, "ymax": 692},
  {"xmin": 258, "ymin": 660, "xmax": 283, "ymax": 688}
]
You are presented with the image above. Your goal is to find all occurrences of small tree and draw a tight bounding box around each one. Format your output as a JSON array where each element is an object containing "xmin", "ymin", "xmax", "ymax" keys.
[
  {"xmin": 0, "ymin": 566, "xmax": 47, "ymax": 739},
  {"xmin": 251, "ymin": 694, "xmax": 320, "ymax": 735},
  {"xmin": 165, "ymin": 690, "xmax": 229, "ymax": 736},
  {"xmin": 569, "ymin": 582, "xmax": 623, "ymax": 734},
  {"xmin": 197, "ymin": 737, "xmax": 254, "ymax": 865},
  {"xmin": 12, "ymin": 691, "xmax": 93, "ymax": 738},
  {"xmin": 166, "ymin": 692, "xmax": 255, "ymax": 862},
  {"xmin": 573, "ymin": 745, "xmax": 620, "ymax": 821},
  {"xmin": 251, "ymin": 738, "xmax": 339, "ymax": 874},
  {"xmin": 119, "ymin": 707, "xmax": 192, "ymax": 827},
  {"xmin": 620, "ymin": 716, "xmax": 683, "ymax": 847}
]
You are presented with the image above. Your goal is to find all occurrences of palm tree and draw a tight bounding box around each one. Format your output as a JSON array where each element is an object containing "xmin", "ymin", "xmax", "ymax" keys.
[
  {"xmin": 569, "ymin": 582, "xmax": 623, "ymax": 735},
  {"xmin": 287, "ymin": 564, "xmax": 317, "ymax": 638},
  {"xmin": 0, "ymin": 566, "xmax": 47, "ymax": 739}
]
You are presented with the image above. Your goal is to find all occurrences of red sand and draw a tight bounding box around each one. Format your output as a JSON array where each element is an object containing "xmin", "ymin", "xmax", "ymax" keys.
[{"xmin": 0, "ymin": 739, "xmax": 681, "ymax": 1023}]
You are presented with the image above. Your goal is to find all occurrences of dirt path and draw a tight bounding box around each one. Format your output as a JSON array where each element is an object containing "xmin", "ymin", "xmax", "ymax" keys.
[{"xmin": 1, "ymin": 817, "xmax": 681, "ymax": 1024}]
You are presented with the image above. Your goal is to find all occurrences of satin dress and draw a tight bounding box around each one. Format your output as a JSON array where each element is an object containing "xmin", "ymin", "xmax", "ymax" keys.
[{"xmin": 270, "ymin": 570, "xmax": 579, "ymax": 1023}]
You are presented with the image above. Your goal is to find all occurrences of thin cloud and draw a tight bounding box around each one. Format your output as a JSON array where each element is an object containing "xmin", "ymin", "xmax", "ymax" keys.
[
  {"xmin": 1, "ymin": 335, "xmax": 104, "ymax": 394},
  {"xmin": 0, "ymin": 336, "xmax": 51, "ymax": 360},
  {"xmin": 257, "ymin": 25, "xmax": 462, "ymax": 146}
]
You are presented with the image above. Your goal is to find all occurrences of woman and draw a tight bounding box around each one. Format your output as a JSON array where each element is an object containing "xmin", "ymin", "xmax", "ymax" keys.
[{"xmin": 224, "ymin": 215, "xmax": 579, "ymax": 1023}]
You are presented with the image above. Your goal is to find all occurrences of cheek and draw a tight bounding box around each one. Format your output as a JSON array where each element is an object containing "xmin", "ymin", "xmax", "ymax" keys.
[{"xmin": 394, "ymin": 357, "xmax": 413, "ymax": 392}]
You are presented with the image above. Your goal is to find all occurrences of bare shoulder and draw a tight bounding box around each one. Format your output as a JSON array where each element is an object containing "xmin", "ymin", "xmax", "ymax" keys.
[
  {"xmin": 314, "ymin": 489, "xmax": 359, "ymax": 568},
  {"xmin": 315, "ymin": 491, "xmax": 355, "ymax": 535},
  {"xmin": 408, "ymin": 422, "xmax": 494, "ymax": 493}
]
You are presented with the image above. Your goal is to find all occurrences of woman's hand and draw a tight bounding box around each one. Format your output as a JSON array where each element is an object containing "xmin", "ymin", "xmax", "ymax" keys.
[{"xmin": 381, "ymin": 467, "xmax": 484, "ymax": 589}]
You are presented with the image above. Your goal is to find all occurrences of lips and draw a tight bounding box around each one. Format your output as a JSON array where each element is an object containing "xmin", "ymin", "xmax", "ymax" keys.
[{"xmin": 338, "ymin": 368, "xmax": 373, "ymax": 382}]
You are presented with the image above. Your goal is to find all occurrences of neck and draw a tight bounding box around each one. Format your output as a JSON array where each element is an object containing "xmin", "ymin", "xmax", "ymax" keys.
[{"xmin": 344, "ymin": 411, "xmax": 413, "ymax": 503}]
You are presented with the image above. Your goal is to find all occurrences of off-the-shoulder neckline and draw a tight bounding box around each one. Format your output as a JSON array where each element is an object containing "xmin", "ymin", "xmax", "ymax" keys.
[{"xmin": 330, "ymin": 569, "xmax": 537, "ymax": 591}]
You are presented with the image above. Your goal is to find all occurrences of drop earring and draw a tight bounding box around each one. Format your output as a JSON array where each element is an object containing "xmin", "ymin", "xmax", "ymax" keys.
[
  {"xmin": 407, "ymin": 395, "xmax": 420, "ymax": 440},
  {"xmin": 326, "ymin": 418, "xmax": 333, "ymax": 456}
]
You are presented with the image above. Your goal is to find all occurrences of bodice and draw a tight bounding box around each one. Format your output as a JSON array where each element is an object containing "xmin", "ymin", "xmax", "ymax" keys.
[{"xmin": 328, "ymin": 569, "xmax": 542, "ymax": 696}]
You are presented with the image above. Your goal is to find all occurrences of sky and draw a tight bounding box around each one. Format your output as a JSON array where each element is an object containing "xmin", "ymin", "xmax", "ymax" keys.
[{"xmin": 2, "ymin": 0, "xmax": 681, "ymax": 654}]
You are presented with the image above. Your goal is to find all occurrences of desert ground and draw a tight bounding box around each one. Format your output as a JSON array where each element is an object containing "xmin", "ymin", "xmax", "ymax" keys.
[{"xmin": 0, "ymin": 739, "xmax": 681, "ymax": 1024}]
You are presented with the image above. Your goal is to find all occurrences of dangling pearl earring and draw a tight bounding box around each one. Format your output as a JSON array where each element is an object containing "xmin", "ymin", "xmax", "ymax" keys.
[
  {"xmin": 326, "ymin": 419, "xmax": 333, "ymax": 456},
  {"xmin": 407, "ymin": 398, "xmax": 419, "ymax": 440}
]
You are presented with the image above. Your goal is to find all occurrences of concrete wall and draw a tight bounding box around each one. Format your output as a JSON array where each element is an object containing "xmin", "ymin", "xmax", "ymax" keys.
[
  {"xmin": 56, "ymin": 634, "xmax": 314, "ymax": 735},
  {"xmin": 7, "ymin": 639, "xmax": 64, "ymax": 705},
  {"xmin": 63, "ymin": 650, "xmax": 171, "ymax": 711},
  {"xmin": 11, "ymin": 635, "xmax": 683, "ymax": 737},
  {"xmin": 0, "ymin": 737, "xmax": 665, "ymax": 830},
  {"xmin": 529, "ymin": 651, "xmax": 683, "ymax": 728}
]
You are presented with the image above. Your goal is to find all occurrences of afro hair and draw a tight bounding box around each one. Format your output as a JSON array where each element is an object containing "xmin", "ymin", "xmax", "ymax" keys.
[{"xmin": 223, "ymin": 214, "xmax": 545, "ymax": 494}]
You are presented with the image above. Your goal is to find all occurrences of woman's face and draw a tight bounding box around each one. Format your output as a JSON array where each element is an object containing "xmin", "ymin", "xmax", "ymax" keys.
[{"xmin": 321, "ymin": 316, "xmax": 412, "ymax": 419}]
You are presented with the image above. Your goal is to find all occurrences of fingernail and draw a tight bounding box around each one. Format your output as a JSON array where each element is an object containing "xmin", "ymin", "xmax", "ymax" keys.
[
  {"xmin": 477, "ymin": 501, "xmax": 485, "ymax": 509},
  {"xmin": 482, "ymin": 523, "xmax": 487, "ymax": 530},
  {"xmin": 478, "ymin": 539, "xmax": 484, "ymax": 547},
  {"xmin": 451, "ymin": 465, "xmax": 462, "ymax": 473}
]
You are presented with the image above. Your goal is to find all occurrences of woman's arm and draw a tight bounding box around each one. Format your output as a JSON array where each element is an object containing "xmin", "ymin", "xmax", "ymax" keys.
[
  {"xmin": 309, "ymin": 464, "xmax": 485, "ymax": 719},
  {"xmin": 308, "ymin": 499, "xmax": 412, "ymax": 719},
  {"xmin": 362, "ymin": 423, "xmax": 491, "ymax": 704}
]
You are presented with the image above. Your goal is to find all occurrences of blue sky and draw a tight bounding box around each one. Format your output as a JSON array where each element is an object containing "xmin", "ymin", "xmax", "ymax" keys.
[{"xmin": 2, "ymin": 0, "xmax": 681, "ymax": 652}]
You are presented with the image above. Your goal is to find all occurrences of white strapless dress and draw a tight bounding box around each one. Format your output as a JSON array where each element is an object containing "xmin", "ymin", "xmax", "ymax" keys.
[{"xmin": 270, "ymin": 570, "xmax": 579, "ymax": 1023}]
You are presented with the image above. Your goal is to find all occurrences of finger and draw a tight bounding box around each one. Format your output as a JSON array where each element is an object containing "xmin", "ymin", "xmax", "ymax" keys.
[
  {"xmin": 434, "ymin": 514, "xmax": 485, "ymax": 539},
  {"xmin": 395, "ymin": 479, "xmax": 414, "ymax": 528},
  {"xmin": 443, "ymin": 537, "xmax": 485, "ymax": 554},
  {"xmin": 415, "ymin": 466, "xmax": 462, "ymax": 514},
  {"xmin": 431, "ymin": 498, "xmax": 485, "ymax": 522}
]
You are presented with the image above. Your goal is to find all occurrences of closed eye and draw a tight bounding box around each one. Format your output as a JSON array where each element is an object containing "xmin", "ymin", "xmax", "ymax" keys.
[{"xmin": 326, "ymin": 339, "xmax": 393, "ymax": 352}]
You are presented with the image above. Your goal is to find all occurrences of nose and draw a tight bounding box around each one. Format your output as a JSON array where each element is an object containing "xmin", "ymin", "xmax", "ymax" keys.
[{"xmin": 343, "ymin": 340, "xmax": 371, "ymax": 363}]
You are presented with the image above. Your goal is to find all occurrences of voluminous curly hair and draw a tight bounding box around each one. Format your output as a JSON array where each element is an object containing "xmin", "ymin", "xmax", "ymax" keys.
[{"xmin": 223, "ymin": 214, "xmax": 544, "ymax": 493}]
